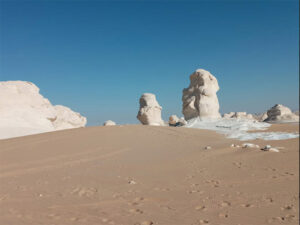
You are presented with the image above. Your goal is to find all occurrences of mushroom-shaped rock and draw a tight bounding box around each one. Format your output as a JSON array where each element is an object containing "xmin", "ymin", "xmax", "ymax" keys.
[
  {"xmin": 103, "ymin": 120, "xmax": 116, "ymax": 126},
  {"xmin": 137, "ymin": 93, "xmax": 164, "ymax": 126},
  {"xmin": 182, "ymin": 69, "xmax": 221, "ymax": 120},
  {"xmin": 264, "ymin": 104, "xmax": 299, "ymax": 122}
]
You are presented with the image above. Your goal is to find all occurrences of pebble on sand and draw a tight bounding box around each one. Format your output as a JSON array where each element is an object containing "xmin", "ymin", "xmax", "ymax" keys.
[
  {"xmin": 242, "ymin": 143, "xmax": 260, "ymax": 148},
  {"xmin": 204, "ymin": 146, "xmax": 212, "ymax": 150}
]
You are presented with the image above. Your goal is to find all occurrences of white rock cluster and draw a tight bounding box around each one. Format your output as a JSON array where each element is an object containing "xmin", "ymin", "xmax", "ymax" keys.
[
  {"xmin": 168, "ymin": 115, "xmax": 187, "ymax": 126},
  {"xmin": 0, "ymin": 81, "xmax": 87, "ymax": 139},
  {"xmin": 137, "ymin": 93, "xmax": 164, "ymax": 126},
  {"xmin": 264, "ymin": 104, "xmax": 299, "ymax": 122},
  {"xmin": 182, "ymin": 69, "xmax": 221, "ymax": 120},
  {"xmin": 223, "ymin": 112, "xmax": 255, "ymax": 120},
  {"xmin": 103, "ymin": 120, "xmax": 116, "ymax": 126}
]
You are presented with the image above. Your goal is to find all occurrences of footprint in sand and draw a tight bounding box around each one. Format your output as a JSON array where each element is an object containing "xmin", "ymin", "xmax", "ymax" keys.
[
  {"xmin": 129, "ymin": 208, "xmax": 143, "ymax": 214},
  {"xmin": 128, "ymin": 197, "xmax": 144, "ymax": 206},
  {"xmin": 70, "ymin": 187, "xmax": 98, "ymax": 197},
  {"xmin": 134, "ymin": 221, "xmax": 153, "ymax": 225},
  {"xmin": 281, "ymin": 205, "xmax": 294, "ymax": 211},
  {"xmin": 187, "ymin": 190, "xmax": 204, "ymax": 194},
  {"xmin": 241, "ymin": 203, "xmax": 254, "ymax": 208},
  {"xmin": 267, "ymin": 214, "xmax": 296, "ymax": 223},
  {"xmin": 233, "ymin": 162, "xmax": 242, "ymax": 168},
  {"xmin": 219, "ymin": 213, "xmax": 229, "ymax": 218},
  {"xmin": 220, "ymin": 201, "xmax": 231, "ymax": 207},
  {"xmin": 195, "ymin": 205, "xmax": 207, "ymax": 211}
]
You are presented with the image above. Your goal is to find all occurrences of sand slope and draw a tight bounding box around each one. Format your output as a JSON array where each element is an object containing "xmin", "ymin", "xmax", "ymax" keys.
[{"xmin": 0, "ymin": 125, "xmax": 298, "ymax": 225}]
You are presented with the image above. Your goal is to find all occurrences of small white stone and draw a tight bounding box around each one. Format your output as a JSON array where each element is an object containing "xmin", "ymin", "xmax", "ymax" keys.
[
  {"xmin": 128, "ymin": 180, "xmax": 137, "ymax": 185},
  {"xmin": 204, "ymin": 146, "xmax": 212, "ymax": 150},
  {"xmin": 269, "ymin": 148, "xmax": 280, "ymax": 153},
  {"xmin": 262, "ymin": 145, "xmax": 272, "ymax": 151}
]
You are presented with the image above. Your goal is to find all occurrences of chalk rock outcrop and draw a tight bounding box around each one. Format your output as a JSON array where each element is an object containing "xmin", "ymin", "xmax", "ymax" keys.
[
  {"xmin": 168, "ymin": 115, "xmax": 187, "ymax": 126},
  {"xmin": 103, "ymin": 120, "xmax": 116, "ymax": 126},
  {"xmin": 182, "ymin": 69, "xmax": 221, "ymax": 120},
  {"xmin": 223, "ymin": 112, "xmax": 255, "ymax": 120},
  {"xmin": 0, "ymin": 81, "xmax": 87, "ymax": 139},
  {"xmin": 137, "ymin": 93, "xmax": 164, "ymax": 126},
  {"xmin": 264, "ymin": 104, "xmax": 299, "ymax": 122}
]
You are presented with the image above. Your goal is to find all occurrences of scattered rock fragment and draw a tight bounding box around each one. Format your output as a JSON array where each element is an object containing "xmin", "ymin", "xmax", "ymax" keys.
[
  {"xmin": 204, "ymin": 146, "xmax": 212, "ymax": 150},
  {"xmin": 103, "ymin": 120, "xmax": 116, "ymax": 126},
  {"xmin": 242, "ymin": 143, "xmax": 260, "ymax": 148},
  {"xmin": 261, "ymin": 145, "xmax": 280, "ymax": 152}
]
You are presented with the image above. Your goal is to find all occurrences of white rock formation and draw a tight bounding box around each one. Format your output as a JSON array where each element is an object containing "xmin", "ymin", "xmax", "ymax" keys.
[
  {"xmin": 182, "ymin": 69, "xmax": 221, "ymax": 120},
  {"xmin": 103, "ymin": 120, "xmax": 116, "ymax": 126},
  {"xmin": 168, "ymin": 115, "xmax": 187, "ymax": 126},
  {"xmin": 264, "ymin": 104, "xmax": 299, "ymax": 122},
  {"xmin": 169, "ymin": 115, "xmax": 179, "ymax": 126},
  {"xmin": 0, "ymin": 81, "xmax": 87, "ymax": 139},
  {"xmin": 223, "ymin": 112, "xmax": 255, "ymax": 120},
  {"xmin": 52, "ymin": 105, "xmax": 87, "ymax": 130},
  {"xmin": 137, "ymin": 93, "xmax": 164, "ymax": 126}
]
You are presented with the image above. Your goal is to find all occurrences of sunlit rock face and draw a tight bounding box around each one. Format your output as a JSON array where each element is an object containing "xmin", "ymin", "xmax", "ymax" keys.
[
  {"xmin": 137, "ymin": 93, "xmax": 164, "ymax": 126},
  {"xmin": 182, "ymin": 69, "xmax": 221, "ymax": 120},
  {"xmin": 264, "ymin": 104, "xmax": 299, "ymax": 122},
  {"xmin": 0, "ymin": 81, "xmax": 86, "ymax": 139}
]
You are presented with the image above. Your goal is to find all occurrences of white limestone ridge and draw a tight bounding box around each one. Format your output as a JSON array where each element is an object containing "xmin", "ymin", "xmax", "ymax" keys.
[{"xmin": 0, "ymin": 81, "xmax": 87, "ymax": 139}]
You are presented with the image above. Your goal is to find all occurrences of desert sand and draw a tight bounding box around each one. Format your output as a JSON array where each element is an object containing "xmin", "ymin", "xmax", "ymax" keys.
[{"xmin": 0, "ymin": 124, "xmax": 298, "ymax": 225}]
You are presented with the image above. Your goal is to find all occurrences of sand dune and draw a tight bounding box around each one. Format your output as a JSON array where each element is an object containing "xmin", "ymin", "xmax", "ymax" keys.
[{"xmin": 0, "ymin": 124, "xmax": 298, "ymax": 225}]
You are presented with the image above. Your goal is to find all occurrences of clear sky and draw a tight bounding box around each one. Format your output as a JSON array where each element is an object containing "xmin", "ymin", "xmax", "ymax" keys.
[{"xmin": 0, "ymin": 0, "xmax": 299, "ymax": 125}]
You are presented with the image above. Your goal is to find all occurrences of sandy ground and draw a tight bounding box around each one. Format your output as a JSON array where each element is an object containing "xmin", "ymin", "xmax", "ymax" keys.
[{"xmin": 0, "ymin": 124, "xmax": 298, "ymax": 225}]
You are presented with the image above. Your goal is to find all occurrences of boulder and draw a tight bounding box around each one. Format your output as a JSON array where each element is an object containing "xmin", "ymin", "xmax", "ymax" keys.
[
  {"xmin": 103, "ymin": 120, "xmax": 116, "ymax": 126},
  {"xmin": 182, "ymin": 69, "xmax": 221, "ymax": 120},
  {"xmin": 0, "ymin": 81, "xmax": 87, "ymax": 139},
  {"xmin": 264, "ymin": 104, "xmax": 299, "ymax": 122},
  {"xmin": 137, "ymin": 93, "xmax": 164, "ymax": 125},
  {"xmin": 168, "ymin": 115, "xmax": 187, "ymax": 127}
]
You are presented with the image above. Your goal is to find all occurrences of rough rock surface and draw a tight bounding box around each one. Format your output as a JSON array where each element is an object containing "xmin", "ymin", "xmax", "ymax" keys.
[
  {"xmin": 103, "ymin": 120, "xmax": 116, "ymax": 126},
  {"xmin": 182, "ymin": 69, "xmax": 221, "ymax": 120},
  {"xmin": 223, "ymin": 112, "xmax": 255, "ymax": 120},
  {"xmin": 264, "ymin": 104, "xmax": 299, "ymax": 122},
  {"xmin": 0, "ymin": 81, "xmax": 87, "ymax": 139},
  {"xmin": 137, "ymin": 93, "xmax": 164, "ymax": 126}
]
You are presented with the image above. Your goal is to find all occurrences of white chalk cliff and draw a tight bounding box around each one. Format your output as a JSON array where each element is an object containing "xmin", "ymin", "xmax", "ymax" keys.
[
  {"xmin": 182, "ymin": 69, "xmax": 221, "ymax": 120},
  {"xmin": 0, "ymin": 81, "xmax": 87, "ymax": 139},
  {"xmin": 264, "ymin": 104, "xmax": 299, "ymax": 122},
  {"xmin": 137, "ymin": 93, "xmax": 164, "ymax": 126}
]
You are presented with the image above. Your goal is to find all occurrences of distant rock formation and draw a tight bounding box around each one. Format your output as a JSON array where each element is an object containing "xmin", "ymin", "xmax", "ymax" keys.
[
  {"xmin": 103, "ymin": 120, "xmax": 116, "ymax": 126},
  {"xmin": 182, "ymin": 69, "xmax": 221, "ymax": 120},
  {"xmin": 168, "ymin": 115, "xmax": 187, "ymax": 126},
  {"xmin": 264, "ymin": 104, "xmax": 299, "ymax": 122},
  {"xmin": 0, "ymin": 81, "xmax": 87, "ymax": 139},
  {"xmin": 137, "ymin": 93, "xmax": 164, "ymax": 126},
  {"xmin": 223, "ymin": 112, "xmax": 255, "ymax": 120}
]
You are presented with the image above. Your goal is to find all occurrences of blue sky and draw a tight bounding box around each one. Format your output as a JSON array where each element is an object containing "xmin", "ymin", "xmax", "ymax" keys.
[{"xmin": 0, "ymin": 0, "xmax": 299, "ymax": 125}]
